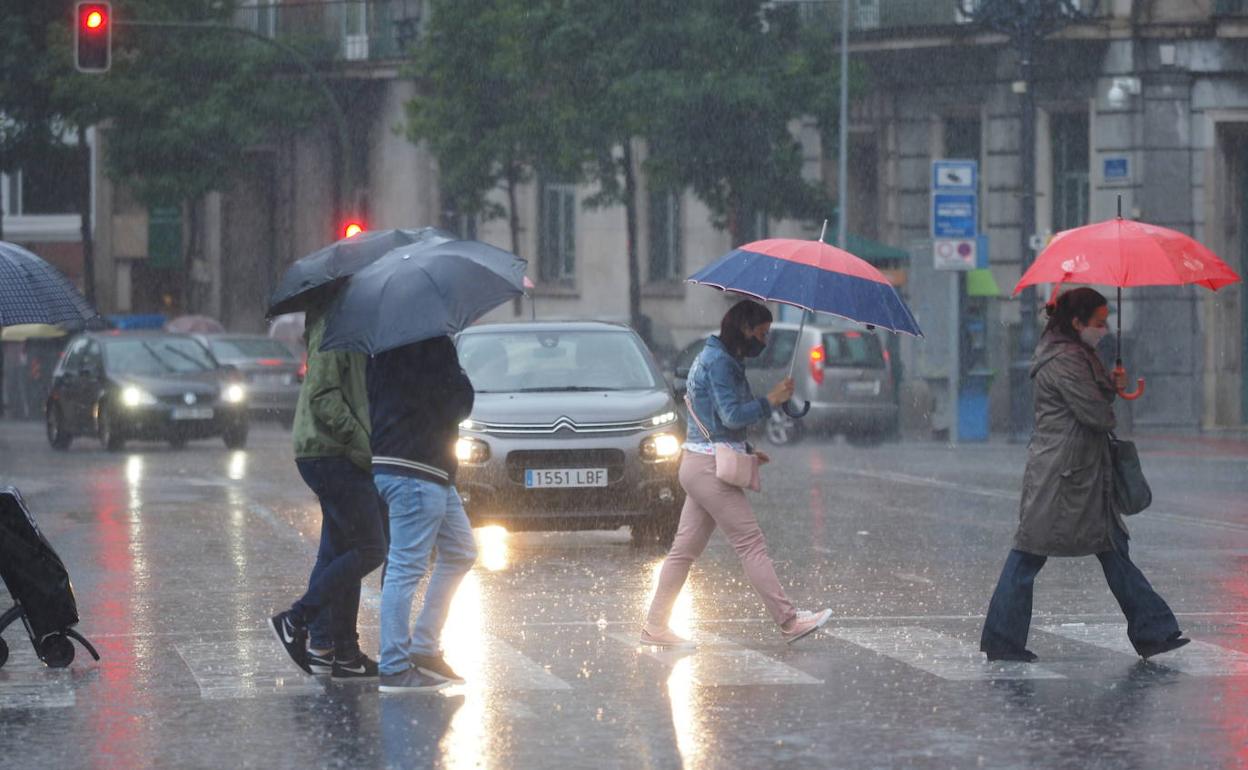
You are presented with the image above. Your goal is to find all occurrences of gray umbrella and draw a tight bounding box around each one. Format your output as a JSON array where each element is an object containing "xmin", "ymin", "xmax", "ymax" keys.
[
  {"xmin": 319, "ymin": 237, "xmax": 527, "ymax": 354},
  {"xmin": 266, "ymin": 227, "xmax": 445, "ymax": 318},
  {"xmin": 0, "ymin": 241, "xmax": 97, "ymax": 327}
]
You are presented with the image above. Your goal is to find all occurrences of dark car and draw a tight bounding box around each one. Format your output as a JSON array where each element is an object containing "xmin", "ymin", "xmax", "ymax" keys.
[
  {"xmin": 455, "ymin": 321, "xmax": 684, "ymax": 545},
  {"xmin": 45, "ymin": 332, "xmax": 249, "ymax": 451},
  {"xmin": 192, "ymin": 333, "xmax": 302, "ymax": 426}
]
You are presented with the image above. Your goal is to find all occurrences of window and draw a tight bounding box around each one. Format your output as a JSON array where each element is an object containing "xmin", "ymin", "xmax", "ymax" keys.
[
  {"xmin": 943, "ymin": 117, "xmax": 981, "ymax": 163},
  {"xmin": 1051, "ymin": 112, "xmax": 1090, "ymax": 232},
  {"xmin": 458, "ymin": 330, "xmax": 659, "ymax": 393},
  {"xmin": 538, "ymin": 178, "xmax": 576, "ymax": 283},
  {"xmin": 647, "ymin": 190, "xmax": 683, "ymax": 282},
  {"xmin": 1, "ymin": 141, "xmax": 87, "ymax": 217}
]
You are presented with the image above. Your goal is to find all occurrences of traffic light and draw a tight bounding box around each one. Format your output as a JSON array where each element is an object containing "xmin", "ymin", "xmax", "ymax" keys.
[
  {"xmin": 341, "ymin": 220, "xmax": 365, "ymax": 239},
  {"xmin": 75, "ymin": 2, "xmax": 111, "ymax": 73}
]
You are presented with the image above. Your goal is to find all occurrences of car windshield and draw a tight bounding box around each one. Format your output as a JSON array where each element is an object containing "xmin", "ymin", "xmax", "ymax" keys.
[
  {"xmin": 104, "ymin": 337, "xmax": 216, "ymax": 375},
  {"xmin": 459, "ymin": 330, "xmax": 659, "ymax": 393},
  {"xmin": 208, "ymin": 337, "xmax": 295, "ymax": 363}
]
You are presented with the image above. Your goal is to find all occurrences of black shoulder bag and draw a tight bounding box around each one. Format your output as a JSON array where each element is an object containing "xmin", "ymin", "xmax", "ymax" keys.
[{"xmin": 1109, "ymin": 433, "xmax": 1151, "ymax": 516}]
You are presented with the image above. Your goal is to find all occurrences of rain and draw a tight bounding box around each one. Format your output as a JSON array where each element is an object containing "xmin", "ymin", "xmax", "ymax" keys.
[{"xmin": 2, "ymin": 1, "xmax": 1248, "ymax": 768}]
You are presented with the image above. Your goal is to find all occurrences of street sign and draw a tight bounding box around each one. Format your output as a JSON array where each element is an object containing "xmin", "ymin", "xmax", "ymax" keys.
[
  {"xmin": 932, "ymin": 160, "xmax": 978, "ymax": 241},
  {"xmin": 932, "ymin": 160, "xmax": 977, "ymax": 191},
  {"xmin": 933, "ymin": 238, "xmax": 977, "ymax": 271}
]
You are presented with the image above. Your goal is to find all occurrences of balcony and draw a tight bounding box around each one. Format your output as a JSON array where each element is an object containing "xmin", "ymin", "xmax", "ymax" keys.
[
  {"xmin": 234, "ymin": 0, "xmax": 425, "ymax": 63},
  {"xmin": 778, "ymin": 0, "xmax": 1107, "ymax": 33},
  {"xmin": 1216, "ymin": 0, "xmax": 1248, "ymax": 15}
]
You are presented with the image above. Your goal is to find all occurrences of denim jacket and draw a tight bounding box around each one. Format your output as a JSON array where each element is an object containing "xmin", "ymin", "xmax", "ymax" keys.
[{"xmin": 684, "ymin": 335, "xmax": 771, "ymax": 445}]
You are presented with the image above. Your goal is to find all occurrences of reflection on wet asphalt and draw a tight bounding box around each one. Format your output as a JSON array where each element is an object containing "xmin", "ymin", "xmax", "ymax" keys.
[{"xmin": 1, "ymin": 421, "xmax": 1246, "ymax": 769}]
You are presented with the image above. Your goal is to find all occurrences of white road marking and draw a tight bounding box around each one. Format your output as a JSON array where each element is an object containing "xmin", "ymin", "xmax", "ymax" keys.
[
  {"xmin": 825, "ymin": 625, "xmax": 1065, "ymax": 681},
  {"xmin": 450, "ymin": 637, "xmax": 572, "ymax": 691},
  {"xmin": 1038, "ymin": 623, "xmax": 1248, "ymax": 676},
  {"xmin": 608, "ymin": 631, "xmax": 822, "ymax": 686},
  {"xmin": 0, "ymin": 643, "xmax": 76, "ymax": 709},
  {"xmin": 175, "ymin": 636, "xmax": 325, "ymax": 699}
]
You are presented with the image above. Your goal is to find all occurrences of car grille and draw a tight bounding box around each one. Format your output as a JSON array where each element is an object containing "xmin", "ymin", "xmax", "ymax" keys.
[
  {"xmin": 157, "ymin": 393, "xmax": 216, "ymax": 406},
  {"xmin": 505, "ymin": 449, "xmax": 627, "ymax": 484},
  {"xmin": 473, "ymin": 416, "xmax": 658, "ymax": 435}
]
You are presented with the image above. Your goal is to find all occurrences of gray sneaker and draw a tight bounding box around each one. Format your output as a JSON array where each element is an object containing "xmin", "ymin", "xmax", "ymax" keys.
[
  {"xmin": 410, "ymin": 652, "xmax": 465, "ymax": 684},
  {"xmin": 378, "ymin": 667, "xmax": 451, "ymax": 693}
]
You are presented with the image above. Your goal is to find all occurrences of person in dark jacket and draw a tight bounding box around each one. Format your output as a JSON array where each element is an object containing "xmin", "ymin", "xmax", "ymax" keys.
[
  {"xmin": 369, "ymin": 335, "xmax": 478, "ymax": 693},
  {"xmin": 980, "ymin": 288, "xmax": 1189, "ymax": 662},
  {"xmin": 270, "ymin": 308, "xmax": 387, "ymax": 678}
]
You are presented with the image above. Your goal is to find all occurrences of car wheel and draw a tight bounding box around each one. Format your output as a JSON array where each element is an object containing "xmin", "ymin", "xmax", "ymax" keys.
[
  {"xmin": 97, "ymin": 403, "xmax": 125, "ymax": 452},
  {"xmin": 46, "ymin": 406, "xmax": 72, "ymax": 450},
  {"xmin": 223, "ymin": 424, "xmax": 248, "ymax": 449},
  {"xmin": 631, "ymin": 505, "xmax": 680, "ymax": 548},
  {"xmin": 765, "ymin": 411, "xmax": 802, "ymax": 446}
]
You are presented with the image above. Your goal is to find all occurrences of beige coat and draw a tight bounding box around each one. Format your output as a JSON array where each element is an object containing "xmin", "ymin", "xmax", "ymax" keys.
[{"xmin": 1013, "ymin": 331, "xmax": 1126, "ymax": 557}]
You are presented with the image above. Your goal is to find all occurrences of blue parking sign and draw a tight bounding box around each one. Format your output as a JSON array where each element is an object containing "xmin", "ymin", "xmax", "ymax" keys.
[{"xmin": 933, "ymin": 193, "xmax": 977, "ymax": 238}]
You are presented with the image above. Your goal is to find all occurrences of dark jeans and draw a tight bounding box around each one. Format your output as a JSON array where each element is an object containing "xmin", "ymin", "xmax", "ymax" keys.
[
  {"xmin": 293, "ymin": 456, "xmax": 387, "ymax": 657},
  {"xmin": 980, "ymin": 527, "xmax": 1181, "ymax": 656}
]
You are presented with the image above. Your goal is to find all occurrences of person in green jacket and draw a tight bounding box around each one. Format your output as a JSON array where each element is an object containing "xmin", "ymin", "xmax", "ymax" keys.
[{"xmin": 270, "ymin": 306, "xmax": 386, "ymax": 678}]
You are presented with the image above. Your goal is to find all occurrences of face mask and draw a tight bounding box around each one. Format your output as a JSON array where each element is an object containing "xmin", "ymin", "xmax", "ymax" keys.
[
  {"xmin": 1078, "ymin": 326, "xmax": 1108, "ymax": 349},
  {"xmin": 741, "ymin": 337, "xmax": 766, "ymax": 358}
]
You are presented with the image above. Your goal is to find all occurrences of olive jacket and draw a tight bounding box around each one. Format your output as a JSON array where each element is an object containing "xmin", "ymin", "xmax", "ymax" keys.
[
  {"xmin": 291, "ymin": 310, "xmax": 372, "ymax": 471},
  {"xmin": 1013, "ymin": 330, "xmax": 1126, "ymax": 557}
]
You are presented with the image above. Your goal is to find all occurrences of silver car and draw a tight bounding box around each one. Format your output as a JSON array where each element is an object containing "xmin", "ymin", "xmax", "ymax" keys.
[
  {"xmin": 673, "ymin": 320, "xmax": 898, "ymax": 445},
  {"xmin": 455, "ymin": 322, "xmax": 684, "ymax": 545},
  {"xmin": 193, "ymin": 334, "xmax": 303, "ymax": 426}
]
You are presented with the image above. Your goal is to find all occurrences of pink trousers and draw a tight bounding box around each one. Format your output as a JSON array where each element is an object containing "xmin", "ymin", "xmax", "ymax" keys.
[{"xmin": 646, "ymin": 452, "xmax": 797, "ymax": 628}]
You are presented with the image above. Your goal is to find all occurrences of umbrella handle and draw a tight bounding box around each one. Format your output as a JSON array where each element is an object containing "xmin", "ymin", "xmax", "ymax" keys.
[
  {"xmin": 782, "ymin": 400, "xmax": 811, "ymax": 419},
  {"xmin": 1113, "ymin": 363, "xmax": 1145, "ymax": 401}
]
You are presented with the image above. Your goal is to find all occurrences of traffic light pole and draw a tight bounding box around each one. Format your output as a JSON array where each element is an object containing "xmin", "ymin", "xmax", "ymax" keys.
[{"xmin": 113, "ymin": 19, "xmax": 356, "ymax": 225}]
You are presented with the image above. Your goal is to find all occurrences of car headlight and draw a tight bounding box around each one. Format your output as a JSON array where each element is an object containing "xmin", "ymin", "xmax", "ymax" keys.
[
  {"xmin": 641, "ymin": 432, "xmax": 681, "ymax": 462},
  {"xmin": 120, "ymin": 386, "xmax": 157, "ymax": 407},
  {"xmin": 649, "ymin": 410, "xmax": 678, "ymax": 427},
  {"xmin": 222, "ymin": 384, "xmax": 246, "ymax": 404},
  {"xmin": 456, "ymin": 436, "xmax": 490, "ymax": 464},
  {"xmin": 459, "ymin": 418, "xmax": 482, "ymax": 432}
]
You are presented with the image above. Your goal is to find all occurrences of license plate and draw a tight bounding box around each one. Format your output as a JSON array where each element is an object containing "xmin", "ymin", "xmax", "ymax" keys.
[
  {"xmin": 846, "ymin": 381, "xmax": 880, "ymax": 396},
  {"xmin": 524, "ymin": 468, "xmax": 608, "ymax": 489},
  {"xmin": 172, "ymin": 406, "xmax": 214, "ymax": 420}
]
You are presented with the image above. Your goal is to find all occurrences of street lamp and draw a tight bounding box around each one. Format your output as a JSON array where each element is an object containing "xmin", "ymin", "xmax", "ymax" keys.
[{"xmin": 955, "ymin": 0, "xmax": 1100, "ymax": 441}]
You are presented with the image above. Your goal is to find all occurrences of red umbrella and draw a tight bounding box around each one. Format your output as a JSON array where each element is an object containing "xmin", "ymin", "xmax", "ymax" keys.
[{"xmin": 1015, "ymin": 204, "xmax": 1241, "ymax": 400}]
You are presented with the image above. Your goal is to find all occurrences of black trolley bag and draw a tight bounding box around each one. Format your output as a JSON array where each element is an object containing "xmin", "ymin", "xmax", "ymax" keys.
[{"xmin": 0, "ymin": 486, "xmax": 100, "ymax": 668}]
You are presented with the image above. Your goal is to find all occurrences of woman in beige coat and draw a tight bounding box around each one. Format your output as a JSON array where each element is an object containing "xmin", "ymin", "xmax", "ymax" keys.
[{"xmin": 979, "ymin": 288, "xmax": 1188, "ymax": 662}]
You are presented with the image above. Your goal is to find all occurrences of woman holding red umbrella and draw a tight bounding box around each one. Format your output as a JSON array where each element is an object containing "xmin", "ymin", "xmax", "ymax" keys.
[{"xmin": 979, "ymin": 288, "xmax": 1189, "ymax": 662}]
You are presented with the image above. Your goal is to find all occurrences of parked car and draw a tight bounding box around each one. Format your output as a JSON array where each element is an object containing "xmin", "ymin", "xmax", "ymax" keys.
[
  {"xmin": 672, "ymin": 320, "xmax": 898, "ymax": 445},
  {"xmin": 45, "ymin": 332, "xmax": 249, "ymax": 451},
  {"xmin": 193, "ymin": 333, "xmax": 302, "ymax": 426},
  {"xmin": 455, "ymin": 321, "xmax": 684, "ymax": 545}
]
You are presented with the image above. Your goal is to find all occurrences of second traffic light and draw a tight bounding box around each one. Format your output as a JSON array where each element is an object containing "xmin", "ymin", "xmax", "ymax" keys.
[{"xmin": 75, "ymin": 2, "xmax": 111, "ymax": 73}]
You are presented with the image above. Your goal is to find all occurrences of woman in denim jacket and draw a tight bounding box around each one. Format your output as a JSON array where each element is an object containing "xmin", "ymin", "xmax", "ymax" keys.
[{"xmin": 642, "ymin": 300, "xmax": 833, "ymax": 647}]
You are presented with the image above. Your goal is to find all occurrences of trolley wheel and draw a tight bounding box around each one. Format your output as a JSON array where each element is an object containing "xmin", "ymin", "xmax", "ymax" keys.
[
  {"xmin": 39, "ymin": 634, "xmax": 75, "ymax": 668},
  {"xmin": 0, "ymin": 637, "xmax": 8, "ymax": 669}
]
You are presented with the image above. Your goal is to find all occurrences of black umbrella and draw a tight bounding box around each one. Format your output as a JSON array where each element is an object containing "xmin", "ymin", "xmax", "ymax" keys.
[
  {"xmin": 0, "ymin": 241, "xmax": 97, "ymax": 328},
  {"xmin": 266, "ymin": 227, "xmax": 445, "ymax": 318},
  {"xmin": 319, "ymin": 237, "xmax": 527, "ymax": 354}
]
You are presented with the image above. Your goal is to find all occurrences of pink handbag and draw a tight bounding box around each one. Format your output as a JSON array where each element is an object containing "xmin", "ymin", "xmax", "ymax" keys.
[{"xmin": 684, "ymin": 396, "xmax": 761, "ymax": 492}]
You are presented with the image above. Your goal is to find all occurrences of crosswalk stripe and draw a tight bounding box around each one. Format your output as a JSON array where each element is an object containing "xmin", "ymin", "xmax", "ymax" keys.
[
  {"xmin": 607, "ymin": 631, "xmax": 822, "ymax": 685},
  {"xmin": 825, "ymin": 626, "xmax": 1065, "ymax": 681},
  {"xmin": 175, "ymin": 637, "xmax": 325, "ymax": 699},
  {"xmin": 1038, "ymin": 623, "xmax": 1248, "ymax": 676},
  {"xmin": 0, "ymin": 643, "xmax": 76, "ymax": 709},
  {"xmin": 451, "ymin": 637, "xmax": 572, "ymax": 691}
]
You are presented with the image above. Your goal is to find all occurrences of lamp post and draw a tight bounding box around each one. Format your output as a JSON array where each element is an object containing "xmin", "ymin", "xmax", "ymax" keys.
[{"xmin": 955, "ymin": 0, "xmax": 1099, "ymax": 441}]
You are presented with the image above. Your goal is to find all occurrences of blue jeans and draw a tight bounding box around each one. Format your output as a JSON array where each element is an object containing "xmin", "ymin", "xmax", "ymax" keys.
[
  {"xmin": 375, "ymin": 474, "xmax": 477, "ymax": 675},
  {"xmin": 980, "ymin": 527, "xmax": 1181, "ymax": 655},
  {"xmin": 292, "ymin": 457, "xmax": 387, "ymax": 657}
]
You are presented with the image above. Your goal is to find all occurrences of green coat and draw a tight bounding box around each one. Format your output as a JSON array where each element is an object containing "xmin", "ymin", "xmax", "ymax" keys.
[
  {"xmin": 1013, "ymin": 331, "xmax": 1126, "ymax": 557},
  {"xmin": 292, "ymin": 311, "xmax": 371, "ymax": 471}
]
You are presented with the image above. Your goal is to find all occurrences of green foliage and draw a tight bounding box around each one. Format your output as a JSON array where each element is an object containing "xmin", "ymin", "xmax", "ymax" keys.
[{"xmin": 0, "ymin": 0, "xmax": 70, "ymax": 173}]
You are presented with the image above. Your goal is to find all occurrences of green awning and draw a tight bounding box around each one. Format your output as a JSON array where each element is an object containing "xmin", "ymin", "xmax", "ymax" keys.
[
  {"xmin": 823, "ymin": 228, "xmax": 910, "ymax": 264},
  {"xmin": 967, "ymin": 268, "xmax": 1001, "ymax": 297}
]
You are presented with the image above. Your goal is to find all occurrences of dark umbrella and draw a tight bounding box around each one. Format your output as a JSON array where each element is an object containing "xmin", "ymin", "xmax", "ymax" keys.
[
  {"xmin": 0, "ymin": 241, "xmax": 97, "ymax": 328},
  {"xmin": 319, "ymin": 237, "xmax": 527, "ymax": 354},
  {"xmin": 266, "ymin": 227, "xmax": 445, "ymax": 317}
]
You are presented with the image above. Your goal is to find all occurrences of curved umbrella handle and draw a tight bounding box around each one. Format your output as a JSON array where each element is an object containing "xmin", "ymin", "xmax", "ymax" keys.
[
  {"xmin": 782, "ymin": 400, "xmax": 811, "ymax": 419},
  {"xmin": 1113, "ymin": 363, "xmax": 1145, "ymax": 401}
]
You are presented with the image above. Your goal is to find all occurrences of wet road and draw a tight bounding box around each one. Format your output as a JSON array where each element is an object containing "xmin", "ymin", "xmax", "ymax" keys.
[{"xmin": 1, "ymin": 420, "xmax": 1246, "ymax": 769}]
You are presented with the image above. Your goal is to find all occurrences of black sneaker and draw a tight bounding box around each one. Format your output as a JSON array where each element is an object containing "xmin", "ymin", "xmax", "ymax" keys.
[
  {"xmin": 410, "ymin": 652, "xmax": 465, "ymax": 684},
  {"xmin": 985, "ymin": 649, "xmax": 1039, "ymax": 663},
  {"xmin": 378, "ymin": 667, "xmax": 450, "ymax": 693},
  {"xmin": 332, "ymin": 652, "xmax": 379, "ymax": 679},
  {"xmin": 1138, "ymin": 634, "xmax": 1191, "ymax": 660},
  {"xmin": 269, "ymin": 611, "xmax": 311, "ymax": 674},
  {"xmin": 307, "ymin": 649, "xmax": 334, "ymax": 676}
]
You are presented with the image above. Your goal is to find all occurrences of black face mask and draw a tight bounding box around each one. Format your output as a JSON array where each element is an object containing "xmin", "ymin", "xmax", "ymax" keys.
[{"xmin": 741, "ymin": 337, "xmax": 766, "ymax": 358}]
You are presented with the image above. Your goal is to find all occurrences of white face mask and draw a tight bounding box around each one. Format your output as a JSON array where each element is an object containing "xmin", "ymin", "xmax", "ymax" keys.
[{"xmin": 1078, "ymin": 325, "xmax": 1109, "ymax": 348}]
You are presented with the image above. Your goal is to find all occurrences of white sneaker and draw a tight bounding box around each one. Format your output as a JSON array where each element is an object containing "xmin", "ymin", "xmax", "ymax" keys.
[
  {"xmin": 782, "ymin": 608, "xmax": 832, "ymax": 644},
  {"xmin": 640, "ymin": 626, "xmax": 696, "ymax": 649}
]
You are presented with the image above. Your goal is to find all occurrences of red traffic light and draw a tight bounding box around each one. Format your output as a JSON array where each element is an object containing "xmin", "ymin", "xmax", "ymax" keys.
[
  {"xmin": 75, "ymin": 2, "xmax": 111, "ymax": 73},
  {"xmin": 342, "ymin": 221, "xmax": 365, "ymax": 239}
]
